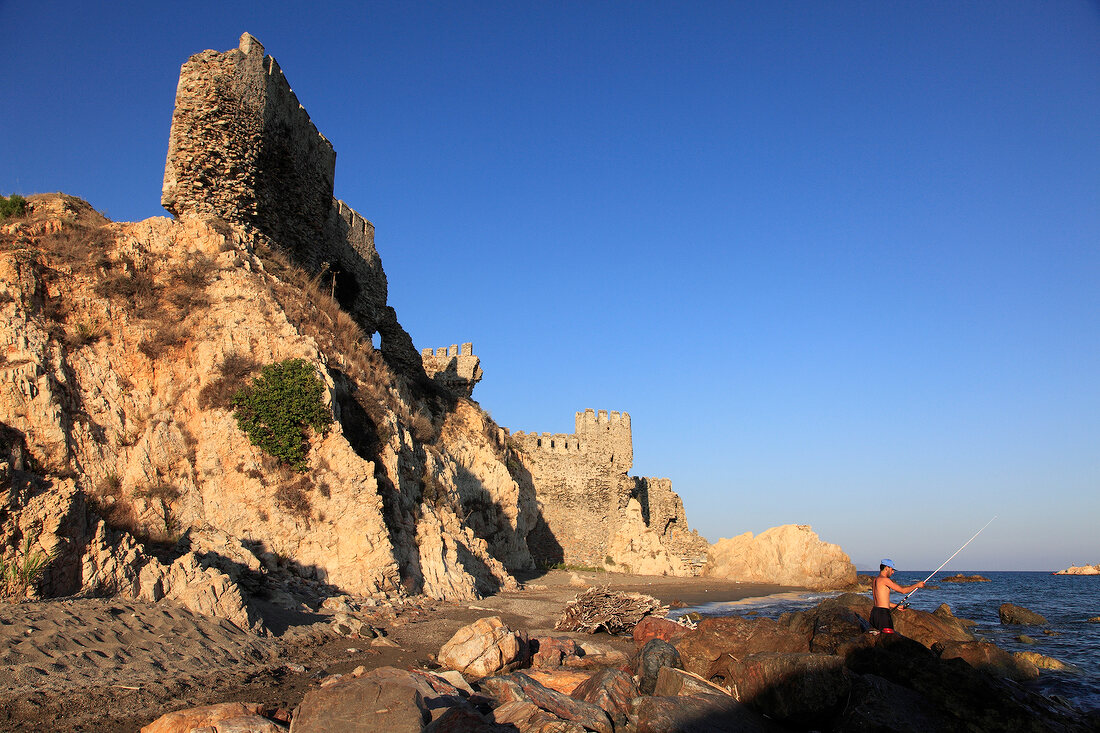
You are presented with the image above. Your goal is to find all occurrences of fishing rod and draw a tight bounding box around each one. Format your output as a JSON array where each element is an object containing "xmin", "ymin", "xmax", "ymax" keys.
[{"xmin": 899, "ymin": 515, "xmax": 996, "ymax": 609}]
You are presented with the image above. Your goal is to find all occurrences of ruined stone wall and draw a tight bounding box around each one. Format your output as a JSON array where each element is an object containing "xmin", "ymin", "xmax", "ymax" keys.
[
  {"xmin": 161, "ymin": 33, "xmax": 414, "ymax": 370},
  {"xmin": 633, "ymin": 477, "xmax": 710, "ymax": 573},
  {"xmin": 510, "ymin": 409, "xmax": 701, "ymax": 570},
  {"xmin": 420, "ymin": 343, "xmax": 483, "ymax": 398}
]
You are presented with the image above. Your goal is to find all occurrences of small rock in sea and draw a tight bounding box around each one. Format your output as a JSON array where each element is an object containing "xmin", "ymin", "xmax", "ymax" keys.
[
  {"xmin": 1017, "ymin": 635, "xmax": 1036, "ymax": 644},
  {"xmin": 1087, "ymin": 617, "xmax": 1100, "ymax": 623}
]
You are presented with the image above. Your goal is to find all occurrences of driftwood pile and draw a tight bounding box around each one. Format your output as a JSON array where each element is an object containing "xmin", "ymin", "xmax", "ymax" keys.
[{"xmin": 555, "ymin": 585, "xmax": 669, "ymax": 634}]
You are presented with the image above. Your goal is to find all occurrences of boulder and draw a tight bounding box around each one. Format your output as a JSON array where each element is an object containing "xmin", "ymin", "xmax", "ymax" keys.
[
  {"xmin": 933, "ymin": 603, "xmax": 977, "ymax": 628},
  {"xmin": 833, "ymin": 672, "xmax": 956, "ymax": 733},
  {"xmin": 704, "ymin": 524, "xmax": 856, "ymax": 589},
  {"xmin": 941, "ymin": 574, "xmax": 991, "ymax": 582},
  {"xmin": 478, "ymin": 673, "xmax": 612, "ymax": 733},
  {"xmin": 636, "ymin": 638, "xmax": 683, "ymax": 695},
  {"xmin": 525, "ymin": 668, "xmax": 592, "ymax": 695},
  {"xmin": 191, "ymin": 715, "xmax": 286, "ymax": 732},
  {"xmin": 1014, "ymin": 650, "xmax": 1072, "ymax": 671},
  {"xmin": 934, "ymin": 640, "xmax": 1039, "ymax": 681},
  {"xmin": 675, "ymin": 614, "xmax": 809, "ymax": 677},
  {"xmin": 653, "ymin": 666, "xmax": 733, "ymax": 698},
  {"xmin": 844, "ymin": 633, "xmax": 1092, "ymax": 732},
  {"xmin": 892, "ymin": 606, "xmax": 974, "ymax": 649},
  {"xmin": 438, "ymin": 616, "xmax": 529, "ymax": 678},
  {"xmin": 633, "ymin": 615, "xmax": 688, "ymax": 647},
  {"xmin": 141, "ymin": 703, "xmax": 268, "ymax": 733},
  {"xmin": 490, "ymin": 701, "xmax": 584, "ymax": 733},
  {"xmin": 290, "ymin": 667, "xmax": 466, "ymax": 733},
  {"xmin": 998, "ymin": 603, "xmax": 1047, "ymax": 626},
  {"xmin": 531, "ymin": 636, "xmax": 580, "ymax": 668},
  {"xmin": 422, "ymin": 707, "xmax": 501, "ymax": 733},
  {"xmin": 706, "ymin": 652, "xmax": 850, "ymax": 727},
  {"xmin": 632, "ymin": 694, "xmax": 775, "ymax": 733},
  {"xmin": 569, "ymin": 668, "xmax": 637, "ymax": 727}
]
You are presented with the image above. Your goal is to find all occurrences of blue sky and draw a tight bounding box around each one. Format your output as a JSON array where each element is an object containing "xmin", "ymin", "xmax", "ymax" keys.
[{"xmin": 3, "ymin": 1, "xmax": 1098, "ymax": 571}]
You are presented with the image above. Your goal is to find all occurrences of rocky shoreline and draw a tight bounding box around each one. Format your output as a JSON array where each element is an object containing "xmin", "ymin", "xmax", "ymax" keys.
[{"xmin": 2, "ymin": 570, "xmax": 1094, "ymax": 732}]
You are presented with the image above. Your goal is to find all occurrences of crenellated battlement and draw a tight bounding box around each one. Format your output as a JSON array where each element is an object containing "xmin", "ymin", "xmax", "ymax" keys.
[{"xmin": 420, "ymin": 342, "xmax": 482, "ymax": 398}]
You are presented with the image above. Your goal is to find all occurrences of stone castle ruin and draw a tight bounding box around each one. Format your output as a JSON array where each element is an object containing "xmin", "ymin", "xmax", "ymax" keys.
[
  {"xmin": 420, "ymin": 343, "xmax": 483, "ymax": 399},
  {"xmin": 511, "ymin": 410, "xmax": 708, "ymax": 574},
  {"xmin": 160, "ymin": 33, "xmax": 705, "ymax": 576}
]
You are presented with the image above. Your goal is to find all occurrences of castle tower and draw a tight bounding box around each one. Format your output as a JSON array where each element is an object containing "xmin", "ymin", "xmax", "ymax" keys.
[{"xmin": 574, "ymin": 408, "xmax": 632, "ymax": 473}]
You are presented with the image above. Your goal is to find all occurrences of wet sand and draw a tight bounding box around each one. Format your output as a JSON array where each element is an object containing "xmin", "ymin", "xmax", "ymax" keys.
[{"xmin": 0, "ymin": 570, "xmax": 805, "ymax": 732}]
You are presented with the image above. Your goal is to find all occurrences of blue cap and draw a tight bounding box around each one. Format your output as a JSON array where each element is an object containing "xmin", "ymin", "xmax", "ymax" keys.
[{"xmin": 881, "ymin": 558, "xmax": 896, "ymax": 569}]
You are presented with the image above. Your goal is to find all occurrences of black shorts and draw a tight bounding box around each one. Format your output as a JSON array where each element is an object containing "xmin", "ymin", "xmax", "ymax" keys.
[{"xmin": 870, "ymin": 606, "xmax": 894, "ymax": 631}]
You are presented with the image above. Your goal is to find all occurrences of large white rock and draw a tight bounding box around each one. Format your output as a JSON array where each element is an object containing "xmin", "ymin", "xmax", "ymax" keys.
[{"xmin": 704, "ymin": 524, "xmax": 856, "ymax": 590}]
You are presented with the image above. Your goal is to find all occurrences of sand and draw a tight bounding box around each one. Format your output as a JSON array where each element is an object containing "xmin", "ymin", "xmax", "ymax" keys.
[{"xmin": 0, "ymin": 571, "xmax": 804, "ymax": 732}]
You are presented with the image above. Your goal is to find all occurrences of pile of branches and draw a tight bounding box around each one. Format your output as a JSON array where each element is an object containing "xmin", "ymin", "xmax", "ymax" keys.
[{"xmin": 555, "ymin": 585, "xmax": 669, "ymax": 634}]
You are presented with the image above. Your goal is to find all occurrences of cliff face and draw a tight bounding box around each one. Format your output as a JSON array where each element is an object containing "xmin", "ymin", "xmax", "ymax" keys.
[
  {"xmin": 704, "ymin": 524, "xmax": 857, "ymax": 590},
  {"xmin": 0, "ymin": 195, "xmax": 533, "ymax": 610}
]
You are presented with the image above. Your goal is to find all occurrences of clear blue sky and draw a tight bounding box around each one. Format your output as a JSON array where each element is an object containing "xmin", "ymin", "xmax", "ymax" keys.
[{"xmin": 3, "ymin": 1, "xmax": 1098, "ymax": 571}]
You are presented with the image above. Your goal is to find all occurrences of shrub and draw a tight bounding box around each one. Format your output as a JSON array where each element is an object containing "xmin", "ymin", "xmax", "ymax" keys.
[
  {"xmin": 232, "ymin": 358, "xmax": 332, "ymax": 471},
  {"xmin": 275, "ymin": 474, "xmax": 313, "ymax": 519},
  {"xmin": 0, "ymin": 194, "xmax": 27, "ymax": 221}
]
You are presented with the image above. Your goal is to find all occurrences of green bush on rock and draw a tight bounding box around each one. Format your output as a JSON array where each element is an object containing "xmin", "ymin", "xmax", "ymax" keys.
[
  {"xmin": 0, "ymin": 194, "xmax": 27, "ymax": 220},
  {"xmin": 232, "ymin": 358, "xmax": 333, "ymax": 471}
]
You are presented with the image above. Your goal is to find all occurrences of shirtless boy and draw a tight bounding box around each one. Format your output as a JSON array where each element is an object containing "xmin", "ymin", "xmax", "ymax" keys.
[{"xmin": 871, "ymin": 558, "xmax": 924, "ymax": 633}]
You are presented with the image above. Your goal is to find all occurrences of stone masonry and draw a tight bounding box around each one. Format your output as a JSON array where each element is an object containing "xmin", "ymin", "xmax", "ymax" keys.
[
  {"xmin": 420, "ymin": 343, "xmax": 483, "ymax": 398},
  {"xmin": 161, "ymin": 33, "xmax": 421, "ymax": 374},
  {"xmin": 509, "ymin": 410, "xmax": 708, "ymax": 571}
]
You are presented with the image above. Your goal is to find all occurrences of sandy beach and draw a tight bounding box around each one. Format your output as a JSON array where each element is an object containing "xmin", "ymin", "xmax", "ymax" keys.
[{"xmin": 0, "ymin": 571, "xmax": 802, "ymax": 732}]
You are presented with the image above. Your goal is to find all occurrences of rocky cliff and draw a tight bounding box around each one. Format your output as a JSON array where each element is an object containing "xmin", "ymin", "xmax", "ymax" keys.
[{"xmin": 705, "ymin": 524, "xmax": 857, "ymax": 590}]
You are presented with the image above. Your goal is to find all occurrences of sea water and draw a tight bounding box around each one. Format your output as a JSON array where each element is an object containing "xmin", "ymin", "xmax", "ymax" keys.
[{"xmin": 669, "ymin": 571, "xmax": 1100, "ymax": 713}]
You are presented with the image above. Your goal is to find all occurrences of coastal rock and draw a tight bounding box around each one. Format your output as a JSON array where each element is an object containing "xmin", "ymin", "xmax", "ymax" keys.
[
  {"xmin": 941, "ymin": 574, "xmax": 991, "ymax": 583},
  {"xmin": 290, "ymin": 667, "xmax": 466, "ymax": 733},
  {"xmin": 633, "ymin": 616, "xmax": 689, "ymax": 647},
  {"xmin": 653, "ymin": 666, "xmax": 734, "ymax": 698},
  {"xmin": 478, "ymin": 673, "xmax": 612, "ymax": 733},
  {"xmin": 530, "ymin": 636, "xmax": 580, "ymax": 668},
  {"xmin": 636, "ymin": 639, "xmax": 683, "ymax": 695},
  {"xmin": 1054, "ymin": 564, "xmax": 1100, "ymax": 575},
  {"xmin": 933, "ymin": 603, "xmax": 977, "ymax": 628},
  {"xmin": 998, "ymin": 602, "xmax": 1048, "ymax": 626},
  {"xmin": 490, "ymin": 701, "xmax": 584, "ymax": 733},
  {"xmin": 141, "ymin": 703, "xmax": 271, "ymax": 733},
  {"xmin": 569, "ymin": 668, "xmax": 637, "ymax": 727},
  {"xmin": 675, "ymin": 614, "xmax": 809, "ymax": 678},
  {"xmin": 833, "ymin": 672, "xmax": 957, "ymax": 733},
  {"xmin": 525, "ymin": 668, "xmax": 592, "ymax": 695},
  {"xmin": 438, "ymin": 616, "xmax": 529, "ymax": 678},
  {"xmin": 892, "ymin": 606, "xmax": 975, "ymax": 649},
  {"xmin": 632, "ymin": 694, "xmax": 775, "ymax": 733},
  {"xmin": 704, "ymin": 524, "xmax": 856, "ymax": 589},
  {"xmin": 706, "ymin": 652, "xmax": 851, "ymax": 726},
  {"xmin": 935, "ymin": 640, "xmax": 1039, "ymax": 681},
  {"xmin": 191, "ymin": 715, "xmax": 287, "ymax": 732},
  {"xmin": 1014, "ymin": 650, "xmax": 1071, "ymax": 671}
]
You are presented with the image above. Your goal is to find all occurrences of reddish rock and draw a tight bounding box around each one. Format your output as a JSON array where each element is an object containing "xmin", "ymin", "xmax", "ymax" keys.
[
  {"xmin": 193, "ymin": 715, "xmax": 285, "ymax": 732},
  {"xmin": 531, "ymin": 636, "xmax": 581, "ymax": 668},
  {"xmin": 478, "ymin": 672, "xmax": 612, "ymax": 733},
  {"xmin": 675, "ymin": 614, "xmax": 809, "ymax": 677},
  {"xmin": 141, "ymin": 703, "xmax": 268, "ymax": 733},
  {"xmin": 653, "ymin": 666, "xmax": 733, "ymax": 698},
  {"xmin": 633, "ymin": 616, "xmax": 688, "ymax": 647},
  {"xmin": 291, "ymin": 667, "xmax": 465, "ymax": 733},
  {"xmin": 491, "ymin": 701, "xmax": 585, "ymax": 732},
  {"xmin": 570, "ymin": 668, "xmax": 637, "ymax": 728},
  {"xmin": 892, "ymin": 606, "xmax": 975, "ymax": 649},
  {"xmin": 525, "ymin": 668, "xmax": 592, "ymax": 695}
]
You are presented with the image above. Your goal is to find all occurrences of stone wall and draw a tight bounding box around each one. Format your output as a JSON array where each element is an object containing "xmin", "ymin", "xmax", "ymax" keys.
[
  {"xmin": 420, "ymin": 343, "xmax": 483, "ymax": 398},
  {"xmin": 509, "ymin": 410, "xmax": 705, "ymax": 572},
  {"xmin": 161, "ymin": 33, "xmax": 417, "ymax": 373}
]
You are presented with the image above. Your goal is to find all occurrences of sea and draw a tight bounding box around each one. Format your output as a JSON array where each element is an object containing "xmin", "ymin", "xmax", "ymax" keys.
[{"xmin": 669, "ymin": 570, "xmax": 1100, "ymax": 714}]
